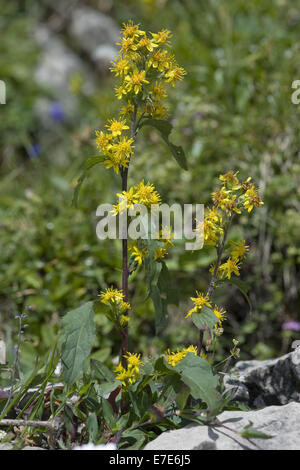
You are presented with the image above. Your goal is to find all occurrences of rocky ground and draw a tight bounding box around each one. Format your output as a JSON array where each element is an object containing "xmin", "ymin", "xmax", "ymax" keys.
[{"xmin": 145, "ymin": 349, "xmax": 300, "ymax": 450}]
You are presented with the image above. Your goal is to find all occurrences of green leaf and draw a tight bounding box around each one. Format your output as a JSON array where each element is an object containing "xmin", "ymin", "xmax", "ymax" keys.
[
  {"xmin": 191, "ymin": 306, "xmax": 219, "ymax": 336},
  {"xmin": 90, "ymin": 358, "xmax": 115, "ymax": 382},
  {"xmin": 173, "ymin": 353, "xmax": 220, "ymax": 411},
  {"xmin": 241, "ymin": 421, "xmax": 273, "ymax": 439},
  {"xmin": 72, "ymin": 156, "xmax": 104, "ymax": 207},
  {"xmin": 175, "ymin": 383, "xmax": 190, "ymax": 410},
  {"xmin": 87, "ymin": 412, "xmax": 98, "ymax": 443},
  {"xmin": 151, "ymin": 286, "xmax": 168, "ymax": 334},
  {"xmin": 61, "ymin": 301, "xmax": 96, "ymax": 385},
  {"xmin": 101, "ymin": 398, "xmax": 116, "ymax": 431},
  {"xmin": 94, "ymin": 381, "xmax": 121, "ymax": 398},
  {"xmin": 145, "ymin": 238, "xmax": 169, "ymax": 333},
  {"xmin": 140, "ymin": 119, "xmax": 188, "ymax": 170}
]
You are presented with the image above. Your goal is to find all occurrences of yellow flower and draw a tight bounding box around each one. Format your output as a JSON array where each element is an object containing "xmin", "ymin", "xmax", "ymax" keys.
[
  {"xmin": 121, "ymin": 20, "xmax": 144, "ymax": 39},
  {"xmin": 212, "ymin": 187, "xmax": 231, "ymax": 210},
  {"xmin": 213, "ymin": 305, "xmax": 227, "ymax": 326},
  {"xmin": 115, "ymin": 84, "xmax": 128, "ymax": 100},
  {"xmin": 223, "ymin": 194, "xmax": 241, "ymax": 216},
  {"xmin": 152, "ymin": 104, "xmax": 168, "ymax": 119},
  {"xmin": 104, "ymin": 151, "xmax": 129, "ymax": 174},
  {"xmin": 186, "ymin": 291, "xmax": 212, "ymax": 318},
  {"xmin": 137, "ymin": 34, "xmax": 158, "ymax": 53},
  {"xmin": 151, "ymin": 29, "xmax": 172, "ymax": 45},
  {"xmin": 134, "ymin": 180, "xmax": 161, "ymax": 208},
  {"xmin": 95, "ymin": 131, "xmax": 112, "ymax": 153},
  {"xmin": 230, "ymin": 240, "xmax": 249, "ymax": 260},
  {"xmin": 105, "ymin": 118, "xmax": 129, "ymax": 138},
  {"xmin": 151, "ymin": 82, "xmax": 168, "ymax": 101},
  {"xmin": 219, "ymin": 171, "xmax": 240, "ymax": 190},
  {"xmin": 147, "ymin": 50, "xmax": 169, "ymax": 71},
  {"xmin": 154, "ymin": 247, "xmax": 167, "ymax": 260},
  {"xmin": 164, "ymin": 65, "xmax": 186, "ymax": 86},
  {"xmin": 196, "ymin": 208, "xmax": 223, "ymax": 247},
  {"xmin": 99, "ymin": 287, "xmax": 125, "ymax": 305},
  {"xmin": 125, "ymin": 69, "xmax": 149, "ymax": 95},
  {"xmin": 123, "ymin": 352, "xmax": 143, "ymax": 373},
  {"xmin": 158, "ymin": 226, "xmax": 174, "ymax": 247},
  {"xmin": 118, "ymin": 37, "xmax": 138, "ymax": 57},
  {"xmin": 113, "ymin": 187, "xmax": 137, "ymax": 215},
  {"xmin": 219, "ymin": 257, "xmax": 240, "ymax": 279},
  {"xmin": 164, "ymin": 345, "xmax": 197, "ymax": 367},
  {"xmin": 241, "ymin": 177, "xmax": 253, "ymax": 192},
  {"xmin": 243, "ymin": 185, "xmax": 264, "ymax": 212},
  {"xmin": 99, "ymin": 288, "xmax": 130, "ymax": 317},
  {"xmin": 120, "ymin": 315, "xmax": 130, "ymax": 327},
  {"xmin": 111, "ymin": 137, "xmax": 134, "ymax": 160},
  {"xmin": 114, "ymin": 364, "xmax": 137, "ymax": 387},
  {"xmin": 114, "ymin": 352, "xmax": 143, "ymax": 387},
  {"xmin": 103, "ymin": 136, "xmax": 133, "ymax": 173},
  {"xmin": 110, "ymin": 57, "xmax": 130, "ymax": 77},
  {"xmin": 120, "ymin": 103, "xmax": 135, "ymax": 116},
  {"xmin": 130, "ymin": 245, "xmax": 148, "ymax": 266}
]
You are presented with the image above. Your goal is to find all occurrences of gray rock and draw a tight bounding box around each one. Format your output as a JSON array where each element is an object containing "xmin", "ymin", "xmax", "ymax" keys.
[
  {"xmin": 69, "ymin": 6, "xmax": 119, "ymax": 61},
  {"xmin": 144, "ymin": 402, "xmax": 300, "ymax": 450},
  {"xmin": 92, "ymin": 44, "xmax": 118, "ymax": 72},
  {"xmin": 224, "ymin": 350, "xmax": 300, "ymax": 408},
  {"xmin": 22, "ymin": 446, "xmax": 45, "ymax": 450},
  {"xmin": 0, "ymin": 443, "xmax": 14, "ymax": 450},
  {"xmin": 35, "ymin": 27, "xmax": 93, "ymax": 96},
  {"xmin": 34, "ymin": 27, "xmax": 95, "ymax": 125}
]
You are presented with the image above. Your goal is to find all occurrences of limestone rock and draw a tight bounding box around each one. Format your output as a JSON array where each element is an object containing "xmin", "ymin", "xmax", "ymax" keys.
[
  {"xmin": 144, "ymin": 402, "xmax": 300, "ymax": 450},
  {"xmin": 69, "ymin": 6, "xmax": 119, "ymax": 62},
  {"xmin": 224, "ymin": 350, "xmax": 300, "ymax": 408}
]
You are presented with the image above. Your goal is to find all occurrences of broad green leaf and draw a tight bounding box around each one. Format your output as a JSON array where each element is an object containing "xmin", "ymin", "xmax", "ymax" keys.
[
  {"xmin": 175, "ymin": 383, "xmax": 190, "ymax": 410},
  {"xmin": 173, "ymin": 353, "xmax": 220, "ymax": 411},
  {"xmin": 61, "ymin": 301, "xmax": 96, "ymax": 385},
  {"xmin": 94, "ymin": 381, "xmax": 121, "ymax": 398},
  {"xmin": 90, "ymin": 358, "xmax": 115, "ymax": 382},
  {"xmin": 191, "ymin": 306, "xmax": 219, "ymax": 336},
  {"xmin": 154, "ymin": 356, "xmax": 176, "ymax": 375},
  {"xmin": 72, "ymin": 156, "xmax": 104, "ymax": 207},
  {"xmin": 140, "ymin": 118, "xmax": 188, "ymax": 170}
]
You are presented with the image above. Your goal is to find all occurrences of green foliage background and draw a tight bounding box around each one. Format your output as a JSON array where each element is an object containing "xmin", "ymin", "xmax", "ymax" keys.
[{"xmin": 0, "ymin": 0, "xmax": 299, "ymax": 375}]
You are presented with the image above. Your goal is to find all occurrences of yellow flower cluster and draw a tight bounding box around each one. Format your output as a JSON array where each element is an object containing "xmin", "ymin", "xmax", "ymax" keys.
[
  {"xmin": 112, "ymin": 21, "xmax": 186, "ymax": 119},
  {"xmin": 185, "ymin": 291, "xmax": 226, "ymax": 327},
  {"xmin": 128, "ymin": 225, "xmax": 174, "ymax": 267},
  {"xmin": 164, "ymin": 345, "xmax": 198, "ymax": 366},
  {"xmin": 114, "ymin": 352, "xmax": 143, "ymax": 387},
  {"xmin": 213, "ymin": 171, "xmax": 263, "ymax": 216},
  {"xmin": 99, "ymin": 287, "xmax": 130, "ymax": 324},
  {"xmin": 95, "ymin": 120, "xmax": 134, "ymax": 174},
  {"xmin": 165, "ymin": 345, "xmax": 208, "ymax": 366},
  {"xmin": 196, "ymin": 172, "xmax": 263, "ymax": 279},
  {"xmin": 186, "ymin": 291, "xmax": 211, "ymax": 318},
  {"xmin": 112, "ymin": 180, "xmax": 161, "ymax": 215}
]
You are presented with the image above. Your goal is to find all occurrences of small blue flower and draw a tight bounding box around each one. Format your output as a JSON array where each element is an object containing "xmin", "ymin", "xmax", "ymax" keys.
[
  {"xmin": 28, "ymin": 143, "xmax": 41, "ymax": 159},
  {"xmin": 49, "ymin": 102, "xmax": 65, "ymax": 123}
]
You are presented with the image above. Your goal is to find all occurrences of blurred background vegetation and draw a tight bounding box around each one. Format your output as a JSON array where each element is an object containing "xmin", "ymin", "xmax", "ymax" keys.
[{"xmin": 0, "ymin": 0, "xmax": 299, "ymax": 375}]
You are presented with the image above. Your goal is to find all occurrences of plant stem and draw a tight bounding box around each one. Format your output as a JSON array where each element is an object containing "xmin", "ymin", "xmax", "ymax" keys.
[
  {"xmin": 198, "ymin": 214, "xmax": 234, "ymax": 355},
  {"xmin": 120, "ymin": 104, "xmax": 138, "ymax": 367}
]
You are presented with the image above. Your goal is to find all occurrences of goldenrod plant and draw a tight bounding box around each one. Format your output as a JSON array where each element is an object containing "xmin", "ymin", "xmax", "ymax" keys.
[{"xmin": 59, "ymin": 21, "xmax": 264, "ymax": 449}]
